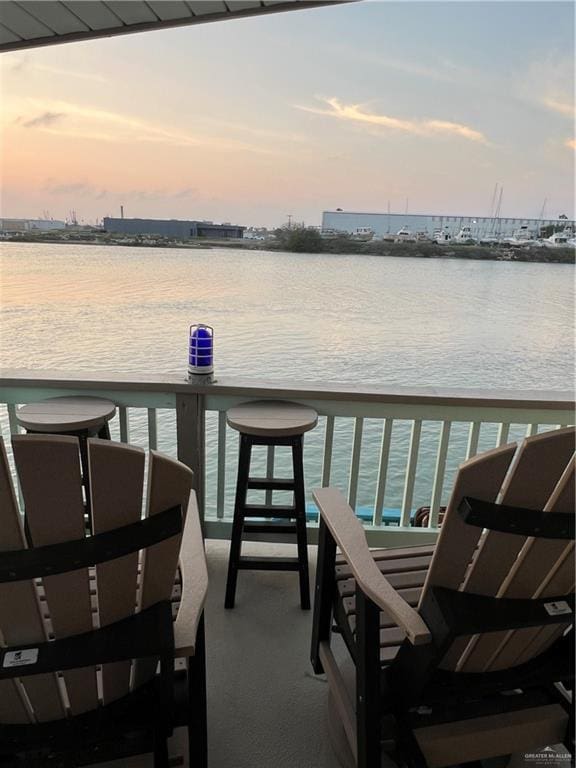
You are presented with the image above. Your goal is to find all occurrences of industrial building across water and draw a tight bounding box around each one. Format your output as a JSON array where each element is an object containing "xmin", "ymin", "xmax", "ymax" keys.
[
  {"xmin": 321, "ymin": 210, "xmax": 574, "ymax": 239},
  {"xmin": 0, "ymin": 218, "xmax": 66, "ymax": 232},
  {"xmin": 103, "ymin": 217, "xmax": 245, "ymax": 239}
]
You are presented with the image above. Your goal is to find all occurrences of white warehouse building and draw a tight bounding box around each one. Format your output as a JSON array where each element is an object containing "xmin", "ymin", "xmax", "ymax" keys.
[
  {"xmin": 0, "ymin": 218, "xmax": 66, "ymax": 232},
  {"xmin": 321, "ymin": 210, "xmax": 574, "ymax": 239}
]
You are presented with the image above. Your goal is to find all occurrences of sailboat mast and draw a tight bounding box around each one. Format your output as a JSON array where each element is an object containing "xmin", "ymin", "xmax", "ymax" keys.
[
  {"xmin": 489, "ymin": 183, "xmax": 498, "ymax": 218},
  {"xmin": 492, "ymin": 186, "xmax": 503, "ymax": 236},
  {"xmin": 485, "ymin": 182, "xmax": 499, "ymax": 238},
  {"xmin": 539, "ymin": 197, "xmax": 547, "ymax": 220}
]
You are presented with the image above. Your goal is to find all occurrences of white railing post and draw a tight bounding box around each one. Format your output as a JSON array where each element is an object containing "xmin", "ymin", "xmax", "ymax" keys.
[
  {"xmin": 496, "ymin": 422, "xmax": 510, "ymax": 446},
  {"xmin": 176, "ymin": 392, "xmax": 206, "ymax": 525},
  {"xmin": 347, "ymin": 417, "xmax": 364, "ymax": 509},
  {"xmin": 7, "ymin": 404, "xmax": 20, "ymax": 435},
  {"xmin": 321, "ymin": 416, "xmax": 335, "ymax": 487},
  {"xmin": 216, "ymin": 411, "xmax": 227, "ymax": 519},
  {"xmin": 429, "ymin": 420, "xmax": 451, "ymax": 527},
  {"xmin": 466, "ymin": 421, "xmax": 481, "ymax": 459},
  {"xmin": 401, "ymin": 420, "xmax": 422, "ymax": 527},
  {"xmin": 373, "ymin": 418, "xmax": 393, "ymax": 525}
]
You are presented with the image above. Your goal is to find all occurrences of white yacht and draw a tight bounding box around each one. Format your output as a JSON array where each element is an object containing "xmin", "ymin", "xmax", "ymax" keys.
[
  {"xmin": 453, "ymin": 226, "xmax": 476, "ymax": 243},
  {"xmin": 503, "ymin": 225, "xmax": 538, "ymax": 246},
  {"xmin": 320, "ymin": 228, "xmax": 344, "ymax": 239},
  {"xmin": 433, "ymin": 227, "xmax": 452, "ymax": 245},
  {"xmin": 478, "ymin": 234, "xmax": 500, "ymax": 245},
  {"xmin": 351, "ymin": 227, "xmax": 375, "ymax": 242},
  {"xmin": 543, "ymin": 228, "xmax": 574, "ymax": 248},
  {"xmin": 395, "ymin": 227, "xmax": 415, "ymax": 242}
]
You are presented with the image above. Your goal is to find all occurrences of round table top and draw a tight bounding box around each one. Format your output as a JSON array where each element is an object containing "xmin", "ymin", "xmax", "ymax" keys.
[
  {"xmin": 226, "ymin": 400, "xmax": 318, "ymax": 437},
  {"xmin": 16, "ymin": 396, "xmax": 116, "ymax": 433}
]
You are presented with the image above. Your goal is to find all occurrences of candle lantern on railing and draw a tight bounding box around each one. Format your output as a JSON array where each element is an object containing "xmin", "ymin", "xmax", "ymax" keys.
[{"xmin": 188, "ymin": 324, "xmax": 214, "ymax": 379}]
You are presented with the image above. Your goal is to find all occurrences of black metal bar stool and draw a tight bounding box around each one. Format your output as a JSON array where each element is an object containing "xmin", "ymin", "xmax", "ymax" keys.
[
  {"xmin": 15, "ymin": 396, "xmax": 116, "ymax": 533},
  {"xmin": 224, "ymin": 400, "xmax": 318, "ymax": 610}
]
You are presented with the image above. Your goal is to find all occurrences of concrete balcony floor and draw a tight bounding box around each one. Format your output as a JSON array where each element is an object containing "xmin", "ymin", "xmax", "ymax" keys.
[{"xmin": 200, "ymin": 540, "xmax": 337, "ymax": 768}]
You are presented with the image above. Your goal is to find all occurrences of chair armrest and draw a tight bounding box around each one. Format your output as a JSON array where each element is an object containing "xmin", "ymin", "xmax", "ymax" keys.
[
  {"xmin": 313, "ymin": 487, "xmax": 432, "ymax": 646},
  {"xmin": 174, "ymin": 491, "xmax": 208, "ymax": 658}
]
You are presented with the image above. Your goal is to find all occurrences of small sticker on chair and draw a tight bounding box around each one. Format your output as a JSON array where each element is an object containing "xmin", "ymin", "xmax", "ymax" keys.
[
  {"xmin": 544, "ymin": 601, "xmax": 572, "ymax": 616},
  {"xmin": 2, "ymin": 649, "xmax": 39, "ymax": 668}
]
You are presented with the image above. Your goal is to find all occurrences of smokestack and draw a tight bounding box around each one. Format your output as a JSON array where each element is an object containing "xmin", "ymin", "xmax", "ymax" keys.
[{"xmin": 120, "ymin": 205, "xmax": 124, "ymax": 219}]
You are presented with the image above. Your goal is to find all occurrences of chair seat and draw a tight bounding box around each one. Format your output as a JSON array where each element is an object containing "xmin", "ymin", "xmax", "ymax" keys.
[
  {"xmin": 334, "ymin": 544, "xmax": 435, "ymax": 664},
  {"xmin": 326, "ymin": 660, "xmax": 569, "ymax": 768}
]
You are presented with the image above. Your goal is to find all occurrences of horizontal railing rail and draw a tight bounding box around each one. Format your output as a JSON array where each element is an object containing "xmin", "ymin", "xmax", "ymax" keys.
[{"xmin": 1, "ymin": 369, "xmax": 573, "ymax": 546}]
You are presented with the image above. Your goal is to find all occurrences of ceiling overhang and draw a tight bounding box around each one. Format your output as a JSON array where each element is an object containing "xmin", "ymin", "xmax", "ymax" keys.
[{"xmin": 0, "ymin": 1, "xmax": 351, "ymax": 54}]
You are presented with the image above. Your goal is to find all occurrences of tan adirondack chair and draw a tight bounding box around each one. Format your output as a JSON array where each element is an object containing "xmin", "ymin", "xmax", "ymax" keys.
[
  {"xmin": 311, "ymin": 427, "xmax": 575, "ymax": 768},
  {"xmin": 0, "ymin": 434, "xmax": 208, "ymax": 768}
]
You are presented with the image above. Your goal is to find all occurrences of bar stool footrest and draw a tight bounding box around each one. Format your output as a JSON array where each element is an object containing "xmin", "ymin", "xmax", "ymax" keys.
[
  {"xmin": 243, "ymin": 523, "xmax": 297, "ymax": 535},
  {"xmin": 238, "ymin": 556, "xmax": 301, "ymax": 572},
  {"xmin": 247, "ymin": 478, "xmax": 295, "ymax": 491},
  {"xmin": 242, "ymin": 504, "xmax": 296, "ymax": 519}
]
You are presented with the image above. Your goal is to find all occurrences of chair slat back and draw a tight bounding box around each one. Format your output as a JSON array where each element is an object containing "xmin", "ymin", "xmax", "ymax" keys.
[
  {"xmin": 2, "ymin": 435, "xmax": 193, "ymax": 725},
  {"xmin": 462, "ymin": 427, "xmax": 575, "ymax": 596},
  {"xmin": 12, "ymin": 434, "xmax": 99, "ymax": 715},
  {"xmin": 133, "ymin": 450, "xmax": 193, "ymax": 688},
  {"xmin": 0, "ymin": 438, "xmax": 66, "ymax": 724},
  {"xmin": 89, "ymin": 439, "xmax": 145, "ymax": 704},
  {"xmin": 457, "ymin": 428, "xmax": 574, "ymax": 673},
  {"xmin": 463, "ymin": 456, "xmax": 575, "ymax": 672},
  {"xmin": 509, "ymin": 534, "xmax": 574, "ymax": 667},
  {"xmin": 424, "ymin": 428, "xmax": 575, "ymax": 673},
  {"xmin": 420, "ymin": 442, "xmax": 516, "ymax": 595}
]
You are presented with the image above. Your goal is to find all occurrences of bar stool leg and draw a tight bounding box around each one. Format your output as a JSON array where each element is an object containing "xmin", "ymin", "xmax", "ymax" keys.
[
  {"xmin": 225, "ymin": 434, "xmax": 252, "ymax": 609},
  {"xmin": 292, "ymin": 436, "xmax": 310, "ymax": 610}
]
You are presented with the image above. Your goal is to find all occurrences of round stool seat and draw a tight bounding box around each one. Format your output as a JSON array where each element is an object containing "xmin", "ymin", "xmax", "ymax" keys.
[
  {"xmin": 226, "ymin": 400, "xmax": 318, "ymax": 437},
  {"xmin": 16, "ymin": 396, "xmax": 116, "ymax": 433}
]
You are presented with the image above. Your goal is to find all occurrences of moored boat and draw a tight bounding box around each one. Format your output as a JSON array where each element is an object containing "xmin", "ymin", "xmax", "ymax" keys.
[
  {"xmin": 502, "ymin": 225, "xmax": 538, "ymax": 246},
  {"xmin": 394, "ymin": 227, "xmax": 415, "ymax": 242},
  {"xmin": 432, "ymin": 227, "xmax": 452, "ymax": 244},
  {"xmin": 543, "ymin": 228, "xmax": 574, "ymax": 247},
  {"xmin": 351, "ymin": 227, "xmax": 375, "ymax": 242},
  {"xmin": 453, "ymin": 225, "xmax": 476, "ymax": 243}
]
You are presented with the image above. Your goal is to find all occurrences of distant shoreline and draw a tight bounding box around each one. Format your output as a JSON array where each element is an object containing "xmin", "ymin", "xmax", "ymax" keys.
[{"xmin": 2, "ymin": 235, "xmax": 574, "ymax": 265}]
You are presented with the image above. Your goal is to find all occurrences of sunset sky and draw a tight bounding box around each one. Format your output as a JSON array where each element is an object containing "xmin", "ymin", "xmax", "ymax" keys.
[{"xmin": 1, "ymin": 1, "xmax": 574, "ymax": 228}]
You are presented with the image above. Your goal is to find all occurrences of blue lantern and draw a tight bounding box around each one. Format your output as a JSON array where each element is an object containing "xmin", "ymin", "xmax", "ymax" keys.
[{"xmin": 188, "ymin": 324, "xmax": 214, "ymax": 376}]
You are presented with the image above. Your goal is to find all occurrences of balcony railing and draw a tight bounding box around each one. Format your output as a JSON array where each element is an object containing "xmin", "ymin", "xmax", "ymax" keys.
[{"xmin": 1, "ymin": 369, "xmax": 573, "ymax": 546}]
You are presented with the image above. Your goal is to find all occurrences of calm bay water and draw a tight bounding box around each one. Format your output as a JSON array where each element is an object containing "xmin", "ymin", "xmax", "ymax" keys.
[{"xmin": 1, "ymin": 242, "xmax": 574, "ymax": 519}]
